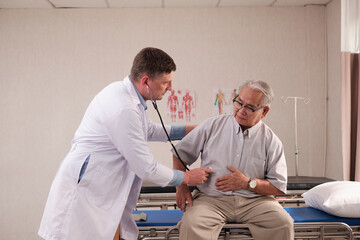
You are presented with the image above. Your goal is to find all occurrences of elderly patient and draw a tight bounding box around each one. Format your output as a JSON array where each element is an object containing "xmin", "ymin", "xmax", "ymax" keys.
[{"xmin": 172, "ymin": 80, "xmax": 294, "ymax": 240}]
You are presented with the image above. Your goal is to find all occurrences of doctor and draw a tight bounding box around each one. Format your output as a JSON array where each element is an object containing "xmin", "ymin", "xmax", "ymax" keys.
[{"xmin": 38, "ymin": 47, "xmax": 212, "ymax": 240}]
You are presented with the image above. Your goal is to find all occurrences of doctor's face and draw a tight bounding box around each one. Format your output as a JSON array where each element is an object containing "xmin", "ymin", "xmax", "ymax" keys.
[
  {"xmin": 233, "ymin": 85, "xmax": 269, "ymax": 130},
  {"xmin": 148, "ymin": 72, "xmax": 173, "ymax": 100}
]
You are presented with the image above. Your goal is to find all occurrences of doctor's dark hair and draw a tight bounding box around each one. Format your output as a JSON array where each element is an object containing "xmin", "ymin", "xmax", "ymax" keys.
[
  {"xmin": 130, "ymin": 47, "xmax": 176, "ymax": 82},
  {"xmin": 239, "ymin": 80, "xmax": 274, "ymax": 106}
]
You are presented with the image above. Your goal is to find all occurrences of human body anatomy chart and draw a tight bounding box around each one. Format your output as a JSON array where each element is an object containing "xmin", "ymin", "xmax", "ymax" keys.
[
  {"xmin": 213, "ymin": 88, "xmax": 237, "ymax": 116},
  {"xmin": 165, "ymin": 90, "xmax": 195, "ymax": 123}
]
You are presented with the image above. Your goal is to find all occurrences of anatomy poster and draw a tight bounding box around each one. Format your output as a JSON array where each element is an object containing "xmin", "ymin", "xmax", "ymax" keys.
[
  {"xmin": 213, "ymin": 88, "xmax": 238, "ymax": 116},
  {"xmin": 165, "ymin": 89, "xmax": 196, "ymax": 123}
]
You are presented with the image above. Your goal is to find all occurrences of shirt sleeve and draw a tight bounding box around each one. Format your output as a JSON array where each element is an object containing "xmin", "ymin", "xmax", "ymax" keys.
[
  {"xmin": 265, "ymin": 137, "xmax": 288, "ymax": 194},
  {"xmin": 171, "ymin": 121, "xmax": 208, "ymax": 166},
  {"xmin": 104, "ymin": 107, "xmax": 174, "ymax": 187}
]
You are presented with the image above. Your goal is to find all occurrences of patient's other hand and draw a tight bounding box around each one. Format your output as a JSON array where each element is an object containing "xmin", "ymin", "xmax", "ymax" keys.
[{"xmin": 215, "ymin": 166, "xmax": 249, "ymax": 192}]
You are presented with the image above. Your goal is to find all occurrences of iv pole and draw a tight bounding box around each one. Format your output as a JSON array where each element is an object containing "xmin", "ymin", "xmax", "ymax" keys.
[{"xmin": 281, "ymin": 96, "xmax": 310, "ymax": 176}]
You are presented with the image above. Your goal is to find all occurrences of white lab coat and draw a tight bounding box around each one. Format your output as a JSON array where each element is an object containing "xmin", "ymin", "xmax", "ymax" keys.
[{"xmin": 39, "ymin": 76, "xmax": 174, "ymax": 240}]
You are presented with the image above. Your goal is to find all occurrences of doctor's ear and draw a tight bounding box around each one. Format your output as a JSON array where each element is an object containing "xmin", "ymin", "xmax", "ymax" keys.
[{"xmin": 140, "ymin": 75, "xmax": 150, "ymax": 86}]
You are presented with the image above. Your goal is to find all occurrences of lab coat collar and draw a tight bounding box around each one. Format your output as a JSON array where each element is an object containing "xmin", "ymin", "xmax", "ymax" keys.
[{"xmin": 124, "ymin": 75, "xmax": 147, "ymax": 110}]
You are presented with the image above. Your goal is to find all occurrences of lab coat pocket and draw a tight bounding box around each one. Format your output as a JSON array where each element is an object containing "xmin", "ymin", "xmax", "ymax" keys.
[{"xmin": 84, "ymin": 166, "xmax": 123, "ymax": 210}]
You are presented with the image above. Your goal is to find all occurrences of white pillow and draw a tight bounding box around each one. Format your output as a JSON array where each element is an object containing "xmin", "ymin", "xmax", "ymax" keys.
[{"xmin": 302, "ymin": 181, "xmax": 360, "ymax": 218}]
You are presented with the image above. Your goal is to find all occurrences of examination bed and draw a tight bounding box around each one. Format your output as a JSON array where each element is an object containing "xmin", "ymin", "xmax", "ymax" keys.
[
  {"xmin": 135, "ymin": 177, "xmax": 360, "ymax": 239},
  {"xmin": 133, "ymin": 207, "xmax": 360, "ymax": 240}
]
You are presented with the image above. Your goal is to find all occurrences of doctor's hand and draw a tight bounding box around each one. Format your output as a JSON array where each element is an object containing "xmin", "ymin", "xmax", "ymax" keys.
[
  {"xmin": 215, "ymin": 166, "xmax": 249, "ymax": 192},
  {"xmin": 183, "ymin": 168, "xmax": 212, "ymax": 185},
  {"xmin": 176, "ymin": 184, "xmax": 192, "ymax": 212}
]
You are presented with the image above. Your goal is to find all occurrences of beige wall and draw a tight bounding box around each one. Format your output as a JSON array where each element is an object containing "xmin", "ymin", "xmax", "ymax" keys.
[{"xmin": 0, "ymin": 5, "xmax": 337, "ymax": 239}]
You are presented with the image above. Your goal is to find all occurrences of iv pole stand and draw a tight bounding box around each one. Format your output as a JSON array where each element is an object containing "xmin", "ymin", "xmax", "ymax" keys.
[{"xmin": 281, "ymin": 96, "xmax": 310, "ymax": 176}]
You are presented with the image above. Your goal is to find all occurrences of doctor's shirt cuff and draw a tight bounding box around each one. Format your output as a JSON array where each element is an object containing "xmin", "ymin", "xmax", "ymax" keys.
[
  {"xmin": 169, "ymin": 126, "xmax": 185, "ymax": 140},
  {"xmin": 169, "ymin": 170, "xmax": 184, "ymax": 186}
]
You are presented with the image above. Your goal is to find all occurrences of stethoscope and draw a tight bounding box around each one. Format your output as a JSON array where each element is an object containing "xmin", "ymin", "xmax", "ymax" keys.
[{"xmin": 146, "ymin": 84, "xmax": 190, "ymax": 171}]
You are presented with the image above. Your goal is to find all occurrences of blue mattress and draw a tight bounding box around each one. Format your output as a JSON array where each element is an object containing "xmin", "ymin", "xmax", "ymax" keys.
[
  {"xmin": 285, "ymin": 207, "xmax": 360, "ymax": 226},
  {"xmin": 133, "ymin": 209, "xmax": 183, "ymax": 226},
  {"xmin": 134, "ymin": 207, "xmax": 360, "ymax": 227}
]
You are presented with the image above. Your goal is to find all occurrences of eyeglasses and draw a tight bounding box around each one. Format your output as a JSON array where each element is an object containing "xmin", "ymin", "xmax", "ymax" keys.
[{"xmin": 232, "ymin": 96, "xmax": 265, "ymax": 114}]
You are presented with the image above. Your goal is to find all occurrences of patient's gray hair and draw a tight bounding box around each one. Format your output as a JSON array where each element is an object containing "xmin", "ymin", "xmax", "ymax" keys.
[{"xmin": 239, "ymin": 80, "xmax": 274, "ymax": 106}]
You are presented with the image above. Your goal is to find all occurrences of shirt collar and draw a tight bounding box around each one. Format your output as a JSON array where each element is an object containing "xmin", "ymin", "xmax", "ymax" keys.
[
  {"xmin": 245, "ymin": 120, "xmax": 262, "ymax": 138},
  {"xmin": 232, "ymin": 117, "xmax": 263, "ymax": 137},
  {"xmin": 129, "ymin": 76, "xmax": 148, "ymax": 110}
]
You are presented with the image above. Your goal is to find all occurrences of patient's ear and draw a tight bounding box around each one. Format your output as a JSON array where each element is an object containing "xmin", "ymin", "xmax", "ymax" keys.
[{"xmin": 261, "ymin": 106, "xmax": 270, "ymax": 118}]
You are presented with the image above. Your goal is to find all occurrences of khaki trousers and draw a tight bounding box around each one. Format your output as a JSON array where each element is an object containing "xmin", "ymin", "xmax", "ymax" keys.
[{"xmin": 178, "ymin": 192, "xmax": 294, "ymax": 240}]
